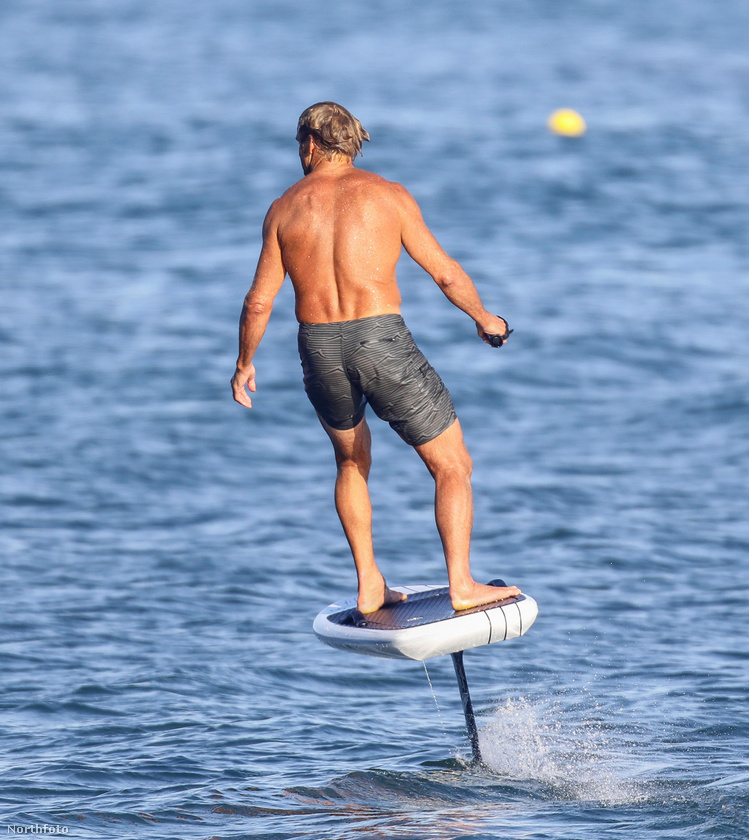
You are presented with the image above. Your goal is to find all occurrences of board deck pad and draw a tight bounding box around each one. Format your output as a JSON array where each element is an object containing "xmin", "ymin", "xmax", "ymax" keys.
[{"xmin": 329, "ymin": 582, "xmax": 524, "ymax": 631}]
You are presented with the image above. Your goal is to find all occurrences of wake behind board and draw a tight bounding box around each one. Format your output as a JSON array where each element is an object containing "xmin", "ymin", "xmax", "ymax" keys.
[{"xmin": 314, "ymin": 580, "xmax": 538, "ymax": 661}]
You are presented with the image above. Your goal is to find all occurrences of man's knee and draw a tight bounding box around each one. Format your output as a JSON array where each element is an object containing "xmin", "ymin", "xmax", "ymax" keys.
[
  {"xmin": 335, "ymin": 450, "xmax": 372, "ymax": 482},
  {"xmin": 417, "ymin": 437, "xmax": 473, "ymax": 480},
  {"xmin": 323, "ymin": 416, "xmax": 372, "ymax": 473},
  {"xmin": 439, "ymin": 448, "xmax": 472, "ymax": 479},
  {"xmin": 460, "ymin": 448, "xmax": 473, "ymax": 477}
]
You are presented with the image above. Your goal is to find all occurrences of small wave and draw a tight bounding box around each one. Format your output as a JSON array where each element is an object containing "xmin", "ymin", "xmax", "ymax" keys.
[{"xmin": 478, "ymin": 695, "xmax": 647, "ymax": 805}]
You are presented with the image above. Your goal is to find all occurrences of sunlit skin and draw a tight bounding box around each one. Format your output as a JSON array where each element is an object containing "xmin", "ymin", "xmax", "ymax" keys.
[{"xmin": 231, "ymin": 135, "xmax": 521, "ymax": 612}]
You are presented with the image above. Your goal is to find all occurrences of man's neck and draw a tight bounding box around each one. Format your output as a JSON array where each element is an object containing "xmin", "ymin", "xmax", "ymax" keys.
[{"xmin": 305, "ymin": 155, "xmax": 354, "ymax": 176}]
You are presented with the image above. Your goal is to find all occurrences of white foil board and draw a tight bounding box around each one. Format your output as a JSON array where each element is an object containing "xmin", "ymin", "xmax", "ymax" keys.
[{"xmin": 313, "ymin": 583, "xmax": 538, "ymax": 661}]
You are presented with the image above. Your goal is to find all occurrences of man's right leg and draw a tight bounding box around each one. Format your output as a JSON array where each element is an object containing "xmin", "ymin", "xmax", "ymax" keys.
[
  {"xmin": 319, "ymin": 414, "xmax": 407, "ymax": 614},
  {"xmin": 414, "ymin": 419, "xmax": 521, "ymax": 610}
]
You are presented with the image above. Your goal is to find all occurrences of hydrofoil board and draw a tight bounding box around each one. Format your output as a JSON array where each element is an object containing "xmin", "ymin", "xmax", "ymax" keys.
[{"xmin": 313, "ymin": 580, "xmax": 538, "ymax": 661}]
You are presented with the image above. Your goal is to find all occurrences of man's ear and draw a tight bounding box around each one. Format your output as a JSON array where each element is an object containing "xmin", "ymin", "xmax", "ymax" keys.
[{"xmin": 299, "ymin": 136, "xmax": 316, "ymax": 159}]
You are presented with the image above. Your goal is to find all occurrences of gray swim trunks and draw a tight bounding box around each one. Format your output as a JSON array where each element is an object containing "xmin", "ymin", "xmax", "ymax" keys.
[{"xmin": 297, "ymin": 313, "xmax": 457, "ymax": 447}]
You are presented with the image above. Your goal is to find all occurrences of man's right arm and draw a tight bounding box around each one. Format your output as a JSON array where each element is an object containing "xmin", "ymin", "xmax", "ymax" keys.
[
  {"xmin": 231, "ymin": 203, "xmax": 287, "ymax": 408},
  {"xmin": 395, "ymin": 185, "xmax": 510, "ymax": 343}
]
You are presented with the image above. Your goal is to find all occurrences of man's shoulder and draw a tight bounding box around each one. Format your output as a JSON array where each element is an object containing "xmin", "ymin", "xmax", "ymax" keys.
[
  {"xmin": 274, "ymin": 176, "xmax": 309, "ymax": 205},
  {"xmin": 346, "ymin": 171, "xmax": 418, "ymax": 218},
  {"xmin": 350, "ymin": 168, "xmax": 408, "ymax": 193},
  {"xmin": 263, "ymin": 180, "xmax": 307, "ymax": 226}
]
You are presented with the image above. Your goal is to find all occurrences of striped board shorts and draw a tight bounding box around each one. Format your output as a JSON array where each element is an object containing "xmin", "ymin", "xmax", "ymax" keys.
[{"xmin": 297, "ymin": 313, "xmax": 456, "ymax": 447}]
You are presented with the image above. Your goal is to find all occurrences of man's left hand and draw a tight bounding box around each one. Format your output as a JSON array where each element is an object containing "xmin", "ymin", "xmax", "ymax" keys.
[{"xmin": 477, "ymin": 314, "xmax": 511, "ymax": 346}]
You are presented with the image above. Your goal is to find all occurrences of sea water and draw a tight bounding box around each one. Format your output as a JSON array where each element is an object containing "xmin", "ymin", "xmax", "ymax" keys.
[{"xmin": 1, "ymin": 0, "xmax": 748, "ymax": 837}]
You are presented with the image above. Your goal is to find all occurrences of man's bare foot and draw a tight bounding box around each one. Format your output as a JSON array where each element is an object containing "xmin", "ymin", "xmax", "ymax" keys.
[
  {"xmin": 358, "ymin": 581, "xmax": 408, "ymax": 614},
  {"xmin": 450, "ymin": 581, "xmax": 521, "ymax": 612}
]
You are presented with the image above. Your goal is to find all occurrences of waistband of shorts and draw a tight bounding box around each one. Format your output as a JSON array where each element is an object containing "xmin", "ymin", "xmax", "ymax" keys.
[{"xmin": 298, "ymin": 313, "xmax": 405, "ymax": 335}]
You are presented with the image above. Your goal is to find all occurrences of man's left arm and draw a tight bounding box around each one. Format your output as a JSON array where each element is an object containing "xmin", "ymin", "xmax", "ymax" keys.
[
  {"xmin": 231, "ymin": 204, "xmax": 286, "ymax": 409},
  {"xmin": 395, "ymin": 185, "xmax": 510, "ymax": 344}
]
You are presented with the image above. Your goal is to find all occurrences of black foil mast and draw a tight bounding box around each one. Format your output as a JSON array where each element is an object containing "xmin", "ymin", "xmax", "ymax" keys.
[{"xmin": 451, "ymin": 650, "xmax": 481, "ymax": 763}]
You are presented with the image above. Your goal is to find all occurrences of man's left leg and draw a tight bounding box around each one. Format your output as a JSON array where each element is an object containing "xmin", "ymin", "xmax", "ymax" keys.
[
  {"xmin": 319, "ymin": 414, "xmax": 407, "ymax": 613},
  {"xmin": 414, "ymin": 419, "xmax": 521, "ymax": 610}
]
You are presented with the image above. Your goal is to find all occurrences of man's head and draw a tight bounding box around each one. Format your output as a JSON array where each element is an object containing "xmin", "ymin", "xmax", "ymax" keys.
[{"xmin": 296, "ymin": 102, "xmax": 370, "ymax": 164}]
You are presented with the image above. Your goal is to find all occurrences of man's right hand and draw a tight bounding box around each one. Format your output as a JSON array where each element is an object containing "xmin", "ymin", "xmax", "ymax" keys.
[{"xmin": 231, "ymin": 364, "xmax": 257, "ymax": 408}]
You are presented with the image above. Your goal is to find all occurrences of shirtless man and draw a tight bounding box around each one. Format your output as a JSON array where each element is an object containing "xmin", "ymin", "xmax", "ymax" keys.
[{"xmin": 231, "ymin": 102, "xmax": 521, "ymax": 614}]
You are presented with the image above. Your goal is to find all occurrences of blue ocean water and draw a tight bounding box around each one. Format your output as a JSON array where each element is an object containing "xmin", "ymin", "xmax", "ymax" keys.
[{"xmin": 1, "ymin": 0, "xmax": 748, "ymax": 837}]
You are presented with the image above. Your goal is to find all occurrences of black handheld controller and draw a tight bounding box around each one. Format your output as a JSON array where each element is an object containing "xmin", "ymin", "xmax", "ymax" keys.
[{"xmin": 485, "ymin": 319, "xmax": 513, "ymax": 347}]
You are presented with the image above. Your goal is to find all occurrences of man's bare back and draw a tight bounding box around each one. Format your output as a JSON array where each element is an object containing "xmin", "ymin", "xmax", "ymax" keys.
[
  {"xmin": 272, "ymin": 163, "xmax": 404, "ymax": 324},
  {"xmin": 231, "ymin": 102, "xmax": 520, "ymax": 612}
]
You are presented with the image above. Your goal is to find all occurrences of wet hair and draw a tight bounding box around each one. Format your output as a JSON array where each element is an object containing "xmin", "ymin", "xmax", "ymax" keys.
[{"xmin": 296, "ymin": 102, "xmax": 370, "ymax": 161}]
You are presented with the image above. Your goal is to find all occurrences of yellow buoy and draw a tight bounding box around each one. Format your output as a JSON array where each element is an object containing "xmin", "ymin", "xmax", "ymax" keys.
[{"xmin": 547, "ymin": 108, "xmax": 587, "ymax": 137}]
